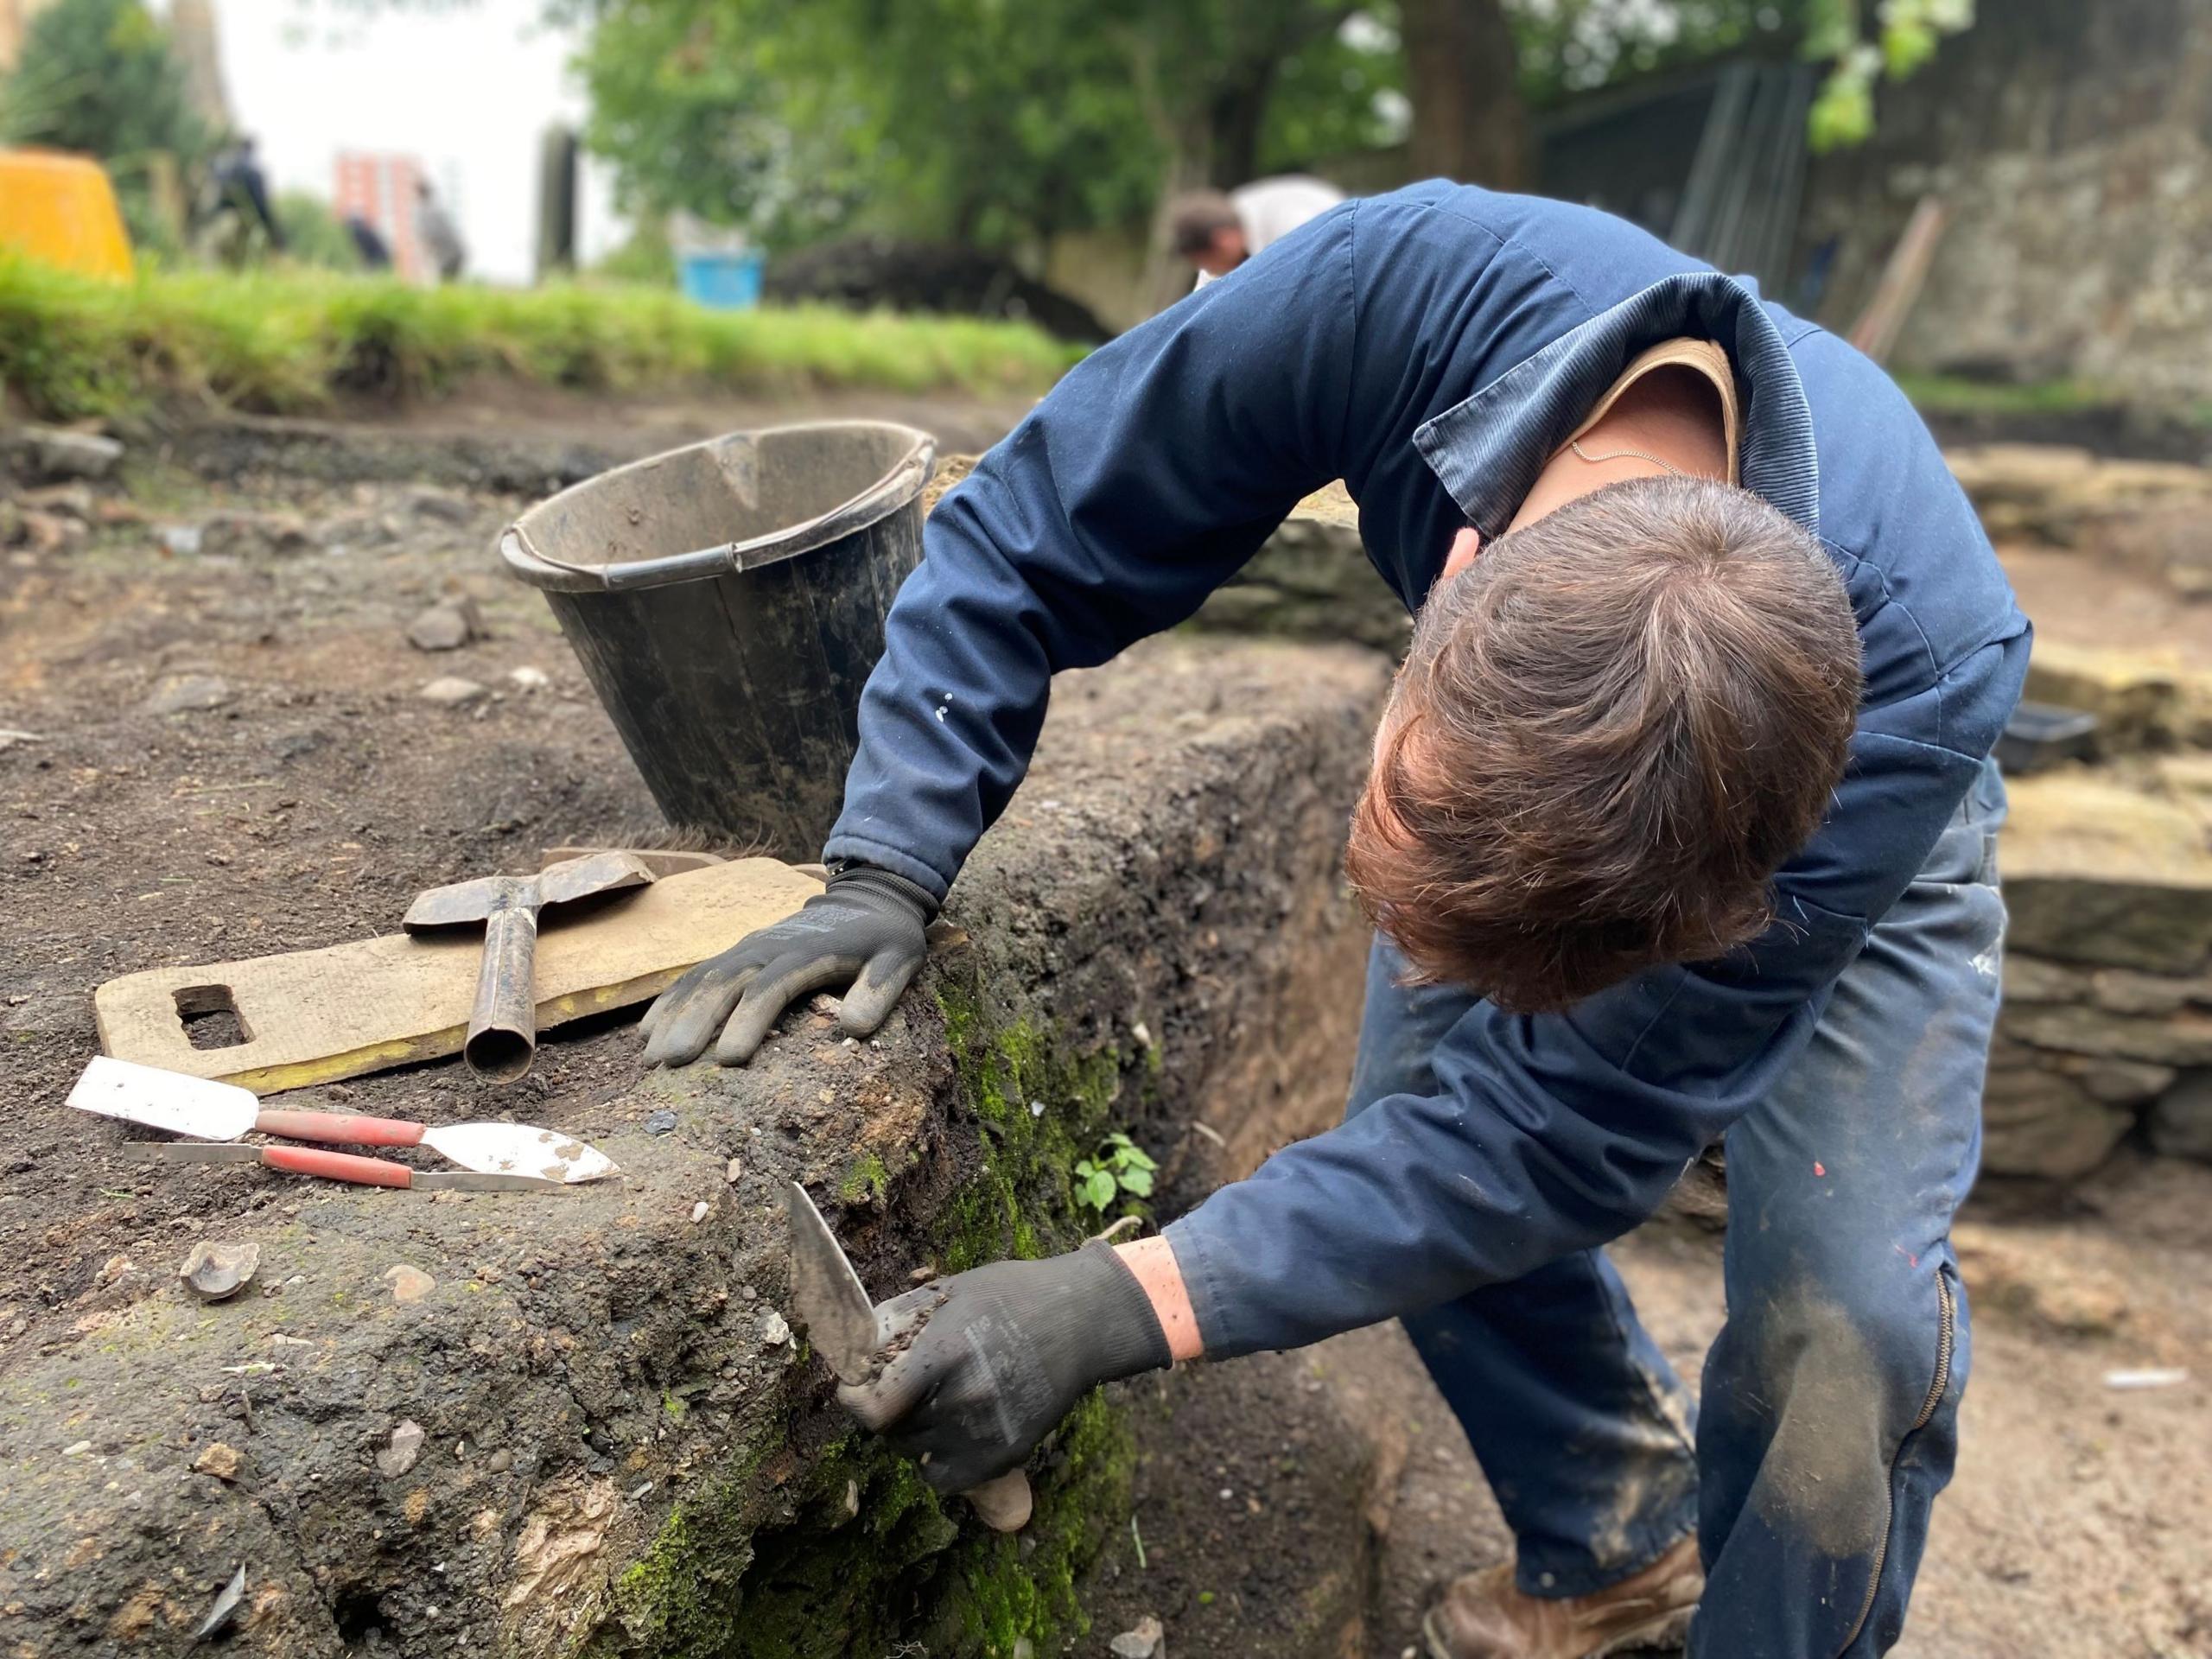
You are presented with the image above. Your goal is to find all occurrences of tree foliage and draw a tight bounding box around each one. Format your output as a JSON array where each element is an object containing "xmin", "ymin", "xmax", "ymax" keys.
[
  {"xmin": 1510, "ymin": 0, "xmax": 1975, "ymax": 149},
  {"xmin": 577, "ymin": 0, "xmax": 1401, "ymax": 251}
]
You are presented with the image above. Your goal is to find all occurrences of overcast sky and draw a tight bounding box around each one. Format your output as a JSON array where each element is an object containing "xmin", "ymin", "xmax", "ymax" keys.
[{"xmin": 197, "ymin": 0, "xmax": 626, "ymax": 283}]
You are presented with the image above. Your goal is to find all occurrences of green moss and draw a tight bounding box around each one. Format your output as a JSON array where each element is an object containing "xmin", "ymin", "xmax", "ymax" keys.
[
  {"xmin": 594, "ymin": 984, "xmax": 1147, "ymax": 1657},
  {"xmin": 836, "ymin": 1152, "xmax": 889, "ymax": 1206},
  {"xmin": 922, "ymin": 1392, "xmax": 1135, "ymax": 1658}
]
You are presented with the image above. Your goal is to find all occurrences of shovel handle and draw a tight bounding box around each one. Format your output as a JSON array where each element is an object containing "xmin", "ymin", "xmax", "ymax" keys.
[
  {"xmin": 252, "ymin": 1109, "xmax": 428, "ymax": 1149},
  {"xmin": 963, "ymin": 1469, "xmax": 1033, "ymax": 1532},
  {"xmin": 259, "ymin": 1145, "xmax": 415, "ymax": 1188},
  {"xmin": 465, "ymin": 904, "xmax": 540, "ymax": 1083}
]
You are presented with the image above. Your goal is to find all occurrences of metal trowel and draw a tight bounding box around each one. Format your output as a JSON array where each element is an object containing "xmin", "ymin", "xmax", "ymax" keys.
[
  {"xmin": 68, "ymin": 1056, "xmax": 618, "ymax": 1183},
  {"xmin": 783, "ymin": 1180, "xmax": 1033, "ymax": 1531}
]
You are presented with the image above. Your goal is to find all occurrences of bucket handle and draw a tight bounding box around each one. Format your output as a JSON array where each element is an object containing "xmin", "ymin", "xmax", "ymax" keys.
[{"xmin": 503, "ymin": 435, "xmax": 936, "ymax": 594}]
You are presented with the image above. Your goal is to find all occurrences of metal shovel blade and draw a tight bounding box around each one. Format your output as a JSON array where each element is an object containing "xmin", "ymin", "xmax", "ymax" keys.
[
  {"xmin": 422, "ymin": 1122, "xmax": 618, "ymax": 1184},
  {"xmin": 67, "ymin": 1056, "xmax": 257, "ymax": 1140},
  {"xmin": 783, "ymin": 1180, "xmax": 882, "ymax": 1382}
]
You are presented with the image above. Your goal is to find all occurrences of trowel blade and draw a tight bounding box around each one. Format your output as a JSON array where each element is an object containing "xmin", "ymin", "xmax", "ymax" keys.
[
  {"xmin": 783, "ymin": 1180, "xmax": 882, "ymax": 1384},
  {"xmin": 66, "ymin": 1056, "xmax": 258, "ymax": 1141},
  {"xmin": 420, "ymin": 1122, "xmax": 620, "ymax": 1184}
]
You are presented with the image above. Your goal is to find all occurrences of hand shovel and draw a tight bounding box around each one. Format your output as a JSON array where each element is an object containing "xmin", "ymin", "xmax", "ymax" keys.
[
  {"xmin": 68, "ymin": 1056, "xmax": 618, "ymax": 1183},
  {"xmin": 783, "ymin": 1180, "xmax": 1033, "ymax": 1531},
  {"xmin": 404, "ymin": 851, "xmax": 657, "ymax": 1083}
]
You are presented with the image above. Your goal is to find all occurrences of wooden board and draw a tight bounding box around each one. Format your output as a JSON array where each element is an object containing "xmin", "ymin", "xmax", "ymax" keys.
[{"xmin": 95, "ymin": 858, "xmax": 820, "ymax": 1095}]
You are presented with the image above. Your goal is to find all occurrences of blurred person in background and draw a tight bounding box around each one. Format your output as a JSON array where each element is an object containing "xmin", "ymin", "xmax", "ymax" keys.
[
  {"xmin": 1170, "ymin": 175, "xmax": 1345, "ymax": 285},
  {"xmin": 416, "ymin": 178, "xmax": 466, "ymax": 282}
]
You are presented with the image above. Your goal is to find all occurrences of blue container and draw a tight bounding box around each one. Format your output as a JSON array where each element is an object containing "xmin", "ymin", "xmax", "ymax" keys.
[{"xmin": 678, "ymin": 251, "xmax": 765, "ymax": 310}]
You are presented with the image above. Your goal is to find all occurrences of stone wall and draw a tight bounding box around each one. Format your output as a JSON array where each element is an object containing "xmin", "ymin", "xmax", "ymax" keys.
[
  {"xmin": 1797, "ymin": 0, "xmax": 2212, "ymax": 398},
  {"xmin": 1992, "ymin": 770, "xmax": 2212, "ymax": 1179}
]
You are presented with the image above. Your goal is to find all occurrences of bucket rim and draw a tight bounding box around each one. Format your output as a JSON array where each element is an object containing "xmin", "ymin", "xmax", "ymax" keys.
[{"xmin": 499, "ymin": 419, "xmax": 937, "ymax": 594}]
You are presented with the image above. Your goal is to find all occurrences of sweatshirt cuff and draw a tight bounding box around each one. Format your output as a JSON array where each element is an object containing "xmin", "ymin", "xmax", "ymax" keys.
[
  {"xmin": 1160, "ymin": 1210, "xmax": 1262, "ymax": 1361},
  {"xmin": 820, "ymin": 833, "xmax": 953, "ymax": 906}
]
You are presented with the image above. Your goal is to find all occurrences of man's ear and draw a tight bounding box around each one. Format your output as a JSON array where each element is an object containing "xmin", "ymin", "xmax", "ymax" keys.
[{"xmin": 1441, "ymin": 526, "xmax": 1483, "ymax": 582}]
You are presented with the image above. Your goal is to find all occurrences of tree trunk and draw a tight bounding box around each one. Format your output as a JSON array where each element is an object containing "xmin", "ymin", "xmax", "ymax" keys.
[{"xmin": 1402, "ymin": 0, "xmax": 1528, "ymax": 189}]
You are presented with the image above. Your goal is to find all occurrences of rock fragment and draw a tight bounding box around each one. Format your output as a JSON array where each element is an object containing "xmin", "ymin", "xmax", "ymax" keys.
[
  {"xmin": 17, "ymin": 426, "xmax": 124, "ymax": 481},
  {"xmin": 178, "ymin": 1241, "xmax": 260, "ymax": 1303},
  {"xmin": 378, "ymin": 1420, "xmax": 426, "ymax": 1478},
  {"xmin": 383, "ymin": 1264, "xmax": 436, "ymax": 1304},
  {"xmin": 193, "ymin": 1442, "xmax": 244, "ymax": 1482},
  {"xmin": 417, "ymin": 677, "xmax": 487, "ymax": 707},
  {"xmin": 406, "ymin": 603, "xmax": 476, "ymax": 652},
  {"xmin": 1109, "ymin": 1616, "xmax": 1166, "ymax": 1659},
  {"xmin": 642, "ymin": 1109, "xmax": 678, "ymax": 1135},
  {"xmin": 144, "ymin": 675, "xmax": 234, "ymax": 715}
]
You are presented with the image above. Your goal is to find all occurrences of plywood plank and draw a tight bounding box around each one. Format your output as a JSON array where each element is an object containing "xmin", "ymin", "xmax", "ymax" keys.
[{"xmin": 95, "ymin": 858, "xmax": 820, "ymax": 1094}]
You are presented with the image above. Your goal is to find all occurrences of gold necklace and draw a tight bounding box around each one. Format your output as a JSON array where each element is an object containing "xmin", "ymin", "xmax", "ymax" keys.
[{"xmin": 1567, "ymin": 437, "xmax": 1688, "ymax": 478}]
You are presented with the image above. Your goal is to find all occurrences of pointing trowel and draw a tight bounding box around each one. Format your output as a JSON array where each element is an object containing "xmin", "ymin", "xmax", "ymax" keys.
[
  {"xmin": 783, "ymin": 1180, "xmax": 1033, "ymax": 1532},
  {"xmin": 68, "ymin": 1056, "xmax": 618, "ymax": 1183}
]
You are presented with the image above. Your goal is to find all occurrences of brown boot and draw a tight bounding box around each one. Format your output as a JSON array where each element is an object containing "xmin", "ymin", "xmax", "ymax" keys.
[{"xmin": 1423, "ymin": 1534, "xmax": 1703, "ymax": 1659}]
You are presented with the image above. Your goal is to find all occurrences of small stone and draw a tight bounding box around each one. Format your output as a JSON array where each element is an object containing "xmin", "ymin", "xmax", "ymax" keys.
[
  {"xmin": 405, "ymin": 603, "xmax": 475, "ymax": 652},
  {"xmin": 383, "ymin": 1264, "xmax": 436, "ymax": 1304},
  {"xmin": 0, "ymin": 728, "xmax": 44, "ymax": 752},
  {"xmin": 642, "ymin": 1109, "xmax": 679, "ymax": 1136},
  {"xmin": 1109, "ymin": 1616, "xmax": 1166, "ymax": 1659},
  {"xmin": 725, "ymin": 1157, "xmax": 744, "ymax": 1185},
  {"xmin": 377, "ymin": 1420, "xmax": 426, "ymax": 1479},
  {"xmin": 62, "ymin": 1440, "xmax": 92, "ymax": 1457},
  {"xmin": 509, "ymin": 665, "xmax": 550, "ymax": 690},
  {"xmin": 156, "ymin": 523, "xmax": 203, "ymax": 556},
  {"xmin": 22, "ymin": 481, "xmax": 94, "ymax": 518},
  {"xmin": 19, "ymin": 507, "xmax": 84, "ymax": 553},
  {"xmin": 406, "ymin": 485, "xmax": 475, "ymax": 524},
  {"xmin": 22, "ymin": 427, "xmax": 124, "ymax": 480},
  {"xmin": 418, "ymin": 676, "xmax": 487, "ymax": 707},
  {"xmin": 1130, "ymin": 1020, "xmax": 1154, "ymax": 1051},
  {"xmin": 486, "ymin": 1448, "xmax": 514, "ymax": 1473},
  {"xmin": 178, "ymin": 1241, "xmax": 260, "ymax": 1302},
  {"xmin": 193, "ymin": 1442, "xmax": 244, "ymax": 1482},
  {"xmin": 690, "ymin": 1200, "xmax": 710, "ymax": 1224},
  {"xmin": 143, "ymin": 674, "xmax": 233, "ymax": 715},
  {"xmin": 200, "ymin": 509, "xmax": 313, "ymax": 558},
  {"xmin": 758, "ymin": 1310, "xmax": 791, "ymax": 1346}
]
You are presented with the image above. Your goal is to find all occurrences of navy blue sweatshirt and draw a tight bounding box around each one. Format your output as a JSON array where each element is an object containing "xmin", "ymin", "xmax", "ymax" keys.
[{"xmin": 823, "ymin": 182, "xmax": 2030, "ymax": 1358}]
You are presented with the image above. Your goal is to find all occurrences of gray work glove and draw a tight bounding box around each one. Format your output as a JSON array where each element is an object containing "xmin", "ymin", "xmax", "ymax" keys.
[
  {"xmin": 839, "ymin": 1243, "xmax": 1173, "ymax": 1495},
  {"xmin": 640, "ymin": 865, "xmax": 934, "ymax": 1067}
]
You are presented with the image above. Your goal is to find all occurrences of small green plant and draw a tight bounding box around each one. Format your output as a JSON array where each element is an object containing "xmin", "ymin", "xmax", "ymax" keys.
[{"xmin": 1072, "ymin": 1132, "xmax": 1156, "ymax": 1214}]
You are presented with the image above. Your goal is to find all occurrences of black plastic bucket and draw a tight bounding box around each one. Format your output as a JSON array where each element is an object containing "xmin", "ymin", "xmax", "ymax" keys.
[{"xmin": 499, "ymin": 422, "xmax": 936, "ymax": 857}]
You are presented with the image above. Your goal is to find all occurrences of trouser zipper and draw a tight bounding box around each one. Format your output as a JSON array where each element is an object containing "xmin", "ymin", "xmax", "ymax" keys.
[{"xmin": 1837, "ymin": 1267, "xmax": 1955, "ymax": 1654}]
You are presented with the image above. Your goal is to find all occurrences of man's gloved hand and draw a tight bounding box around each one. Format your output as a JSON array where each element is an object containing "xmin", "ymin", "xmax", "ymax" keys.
[
  {"xmin": 640, "ymin": 865, "xmax": 934, "ymax": 1067},
  {"xmin": 838, "ymin": 1243, "xmax": 1173, "ymax": 1495}
]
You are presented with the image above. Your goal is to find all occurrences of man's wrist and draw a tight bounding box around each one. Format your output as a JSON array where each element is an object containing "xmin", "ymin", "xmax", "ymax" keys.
[{"xmin": 1115, "ymin": 1235, "xmax": 1204, "ymax": 1363}]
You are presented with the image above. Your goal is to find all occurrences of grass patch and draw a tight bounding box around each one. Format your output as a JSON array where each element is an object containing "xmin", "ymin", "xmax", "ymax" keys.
[
  {"xmin": 1896, "ymin": 372, "xmax": 2173, "ymax": 421},
  {"xmin": 0, "ymin": 258, "xmax": 1083, "ymax": 421}
]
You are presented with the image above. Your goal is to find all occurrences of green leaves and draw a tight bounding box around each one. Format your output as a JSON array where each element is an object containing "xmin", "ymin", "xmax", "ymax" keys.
[{"xmin": 1073, "ymin": 1133, "xmax": 1160, "ymax": 1214}]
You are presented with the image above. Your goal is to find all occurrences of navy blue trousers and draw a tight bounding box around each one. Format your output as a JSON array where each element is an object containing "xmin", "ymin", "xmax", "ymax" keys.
[{"xmin": 1348, "ymin": 761, "xmax": 2007, "ymax": 1658}]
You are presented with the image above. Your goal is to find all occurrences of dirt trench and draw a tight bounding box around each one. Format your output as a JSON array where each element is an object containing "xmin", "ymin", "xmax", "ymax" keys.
[{"xmin": 0, "ymin": 405, "xmax": 1395, "ymax": 1656}]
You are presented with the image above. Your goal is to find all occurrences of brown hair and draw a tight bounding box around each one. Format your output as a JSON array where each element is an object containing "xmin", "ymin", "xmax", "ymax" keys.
[
  {"xmin": 1347, "ymin": 476, "xmax": 1861, "ymax": 1012},
  {"xmin": 1167, "ymin": 191, "xmax": 1239, "ymax": 256}
]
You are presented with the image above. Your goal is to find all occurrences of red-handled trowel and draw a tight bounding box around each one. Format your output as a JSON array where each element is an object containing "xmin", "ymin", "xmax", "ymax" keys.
[
  {"xmin": 68, "ymin": 1056, "xmax": 619, "ymax": 1183},
  {"xmin": 783, "ymin": 1180, "xmax": 1033, "ymax": 1531}
]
